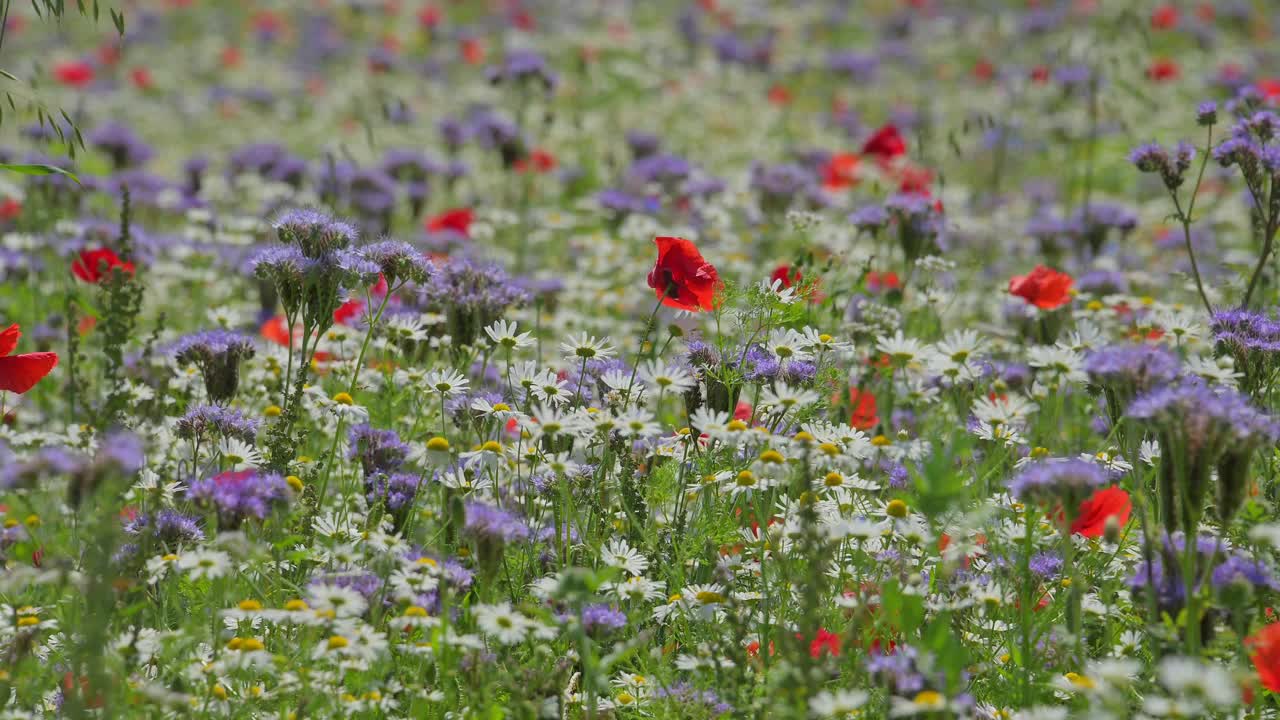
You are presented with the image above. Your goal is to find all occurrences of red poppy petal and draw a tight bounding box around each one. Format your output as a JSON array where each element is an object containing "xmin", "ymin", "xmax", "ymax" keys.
[
  {"xmin": 0, "ymin": 352, "xmax": 58, "ymax": 394},
  {"xmin": 0, "ymin": 324, "xmax": 19, "ymax": 358}
]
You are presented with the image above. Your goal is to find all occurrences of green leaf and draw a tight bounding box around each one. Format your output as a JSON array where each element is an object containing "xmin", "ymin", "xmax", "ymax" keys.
[
  {"xmin": 72, "ymin": 295, "xmax": 100, "ymax": 320},
  {"xmin": 110, "ymin": 7, "xmax": 123, "ymax": 35},
  {"xmin": 0, "ymin": 162, "xmax": 79, "ymax": 184}
]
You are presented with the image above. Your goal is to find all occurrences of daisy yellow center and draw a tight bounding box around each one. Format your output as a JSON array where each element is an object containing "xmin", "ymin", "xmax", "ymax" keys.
[
  {"xmin": 913, "ymin": 690, "xmax": 944, "ymax": 707},
  {"xmin": 332, "ymin": 392, "xmax": 354, "ymax": 406},
  {"xmin": 736, "ymin": 471, "xmax": 757, "ymax": 487},
  {"xmin": 481, "ymin": 440, "xmax": 503, "ymax": 453},
  {"xmin": 327, "ymin": 636, "xmax": 349, "ymax": 650},
  {"xmin": 758, "ymin": 450, "xmax": 785, "ymax": 464},
  {"xmin": 426, "ymin": 436, "xmax": 450, "ymax": 452},
  {"xmin": 886, "ymin": 499, "xmax": 909, "ymax": 518},
  {"xmin": 695, "ymin": 590, "xmax": 725, "ymax": 604},
  {"xmin": 1064, "ymin": 672, "xmax": 1095, "ymax": 689}
]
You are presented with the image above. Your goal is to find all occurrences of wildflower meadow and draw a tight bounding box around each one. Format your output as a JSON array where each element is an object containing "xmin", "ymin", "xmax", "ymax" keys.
[{"xmin": 6, "ymin": 0, "xmax": 1280, "ymax": 717}]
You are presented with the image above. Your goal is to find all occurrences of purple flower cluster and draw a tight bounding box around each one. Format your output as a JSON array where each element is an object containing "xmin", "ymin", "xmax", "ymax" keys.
[
  {"xmin": 189, "ymin": 470, "xmax": 291, "ymax": 528},
  {"xmin": 171, "ymin": 330, "xmax": 256, "ymax": 403},
  {"xmin": 366, "ymin": 472, "xmax": 422, "ymax": 514},
  {"xmin": 175, "ymin": 404, "xmax": 260, "ymax": 444},
  {"xmin": 1083, "ymin": 343, "xmax": 1180, "ymax": 400},
  {"xmin": 359, "ymin": 239, "xmax": 433, "ymax": 286},
  {"xmin": 1007, "ymin": 458, "xmax": 1107, "ymax": 508},
  {"xmin": 417, "ymin": 258, "xmax": 531, "ymax": 345},
  {"xmin": 272, "ymin": 208, "xmax": 358, "ymax": 259},
  {"xmin": 1130, "ymin": 380, "xmax": 1279, "ymax": 526},
  {"xmin": 1130, "ymin": 140, "xmax": 1195, "ymax": 189},
  {"xmin": 348, "ymin": 423, "xmax": 410, "ymax": 477},
  {"xmin": 170, "ymin": 330, "xmax": 256, "ymax": 363},
  {"xmin": 1127, "ymin": 382, "xmax": 1279, "ymax": 450},
  {"xmin": 309, "ymin": 572, "xmax": 383, "ymax": 601},
  {"xmin": 578, "ymin": 604, "xmax": 627, "ymax": 636},
  {"xmin": 651, "ymin": 683, "xmax": 732, "ymax": 717},
  {"xmin": 1130, "ymin": 533, "xmax": 1277, "ymax": 613},
  {"xmin": 123, "ymin": 509, "xmax": 205, "ymax": 547},
  {"xmin": 463, "ymin": 501, "xmax": 531, "ymax": 543}
]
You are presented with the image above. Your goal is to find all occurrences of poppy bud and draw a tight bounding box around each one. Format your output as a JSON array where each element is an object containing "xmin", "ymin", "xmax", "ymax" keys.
[
  {"xmin": 1103, "ymin": 515, "xmax": 1122, "ymax": 544},
  {"xmin": 667, "ymin": 323, "xmax": 684, "ymax": 338}
]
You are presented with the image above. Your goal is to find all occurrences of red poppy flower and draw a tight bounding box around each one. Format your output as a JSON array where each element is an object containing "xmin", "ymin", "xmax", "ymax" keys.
[
  {"xmin": 822, "ymin": 153, "xmax": 861, "ymax": 190},
  {"xmin": 426, "ymin": 208, "xmax": 473, "ymax": 237},
  {"xmin": 1031, "ymin": 65, "xmax": 1050, "ymax": 84},
  {"xmin": 866, "ymin": 271, "xmax": 900, "ymax": 294},
  {"xmin": 767, "ymin": 84, "xmax": 792, "ymax": 106},
  {"xmin": 0, "ymin": 198, "xmax": 20, "ymax": 220},
  {"xmin": 897, "ymin": 164, "xmax": 934, "ymax": 196},
  {"xmin": 334, "ymin": 299, "xmax": 366, "ymax": 326},
  {"xmin": 1249, "ymin": 622, "xmax": 1280, "ymax": 692},
  {"xmin": 1259, "ymin": 79, "xmax": 1280, "ymax": 102},
  {"xmin": 1147, "ymin": 58, "xmax": 1180, "ymax": 82},
  {"xmin": 848, "ymin": 388, "xmax": 878, "ymax": 430},
  {"xmin": 461, "ymin": 37, "xmax": 485, "ymax": 65},
  {"xmin": 808, "ymin": 628, "xmax": 841, "ymax": 658},
  {"xmin": 418, "ymin": 5, "xmax": 441, "ymax": 28},
  {"xmin": 130, "ymin": 67, "xmax": 153, "ymax": 90},
  {"xmin": 53, "ymin": 60, "xmax": 95, "ymax": 88},
  {"xmin": 0, "ymin": 324, "xmax": 58, "ymax": 395},
  {"xmin": 1008, "ymin": 265, "xmax": 1073, "ymax": 310},
  {"xmin": 221, "ymin": 46, "xmax": 243, "ymax": 68},
  {"xmin": 733, "ymin": 401, "xmax": 753, "ymax": 422},
  {"xmin": 1151, "ymin": 4, "xmax": 1178, "ymax": 29},
  {"xmin": 514, "ymin": 149, "xmax": 557, "ymax": 174},
  {"xmin": 861, "ymin": 124, "xmax": 907, "ymax": 161},
  {"xmin": 973, "ymin": 58, "xmax": 995, "ymax": 82},
  {"xmin": 770, "ymin": 264, "xmax": 801, "ymax": 289},
  {"xmin": 1070, "ymin": 486, "xmax": 1131, "ymax": 538},
  {"xmin": 72, "ymin": 247, "xmax": 134, "ymax": 283},
  {"xmin": 647, "ymin": 236, "xmax": 721, "ymax": 312}
]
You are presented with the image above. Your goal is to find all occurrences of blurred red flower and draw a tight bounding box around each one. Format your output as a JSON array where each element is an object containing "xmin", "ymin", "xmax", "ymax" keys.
[
  {"xmin": 861, "ymin": 124, "xmax": 907, "ymax": 161},
  {"xmin": 426, "ymin": 208, "xmax": 473, "ymax": 236},
  {"xmin": 1008, "ymin": 265, "xmax": 1072, "ymax": 310},
  {"xmin": 1070, "ymin": 486, "xmax": 1131, "ymax": 537},
  {"xmin": 1147, "ymin": 58, "xmax": 1180, "ymax": 82},
  {"xmin": 1248, "ymin": 622, "xmax": 1280, "ymax": 692},
  {"xmin": 1151, "ymin": 4, "xmax": 1178, "ymax": 29},
  {"xmin": 72, "ymin": 248, "xmax": 134, "ymax": 283},
  {"xmin": 53, "ymin": 60, "xmax": 94, "ymax": 88},
  {"xmin": 822, "ymin": 153, "xmax": 860, "ymax": 190},
  {"xmin": 848, "ymin": 388, "xmax": 878, "ymax": 430},
  {"xmin": 770, "ymin": 264, "xmax": 801, "ymax": 289}
]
